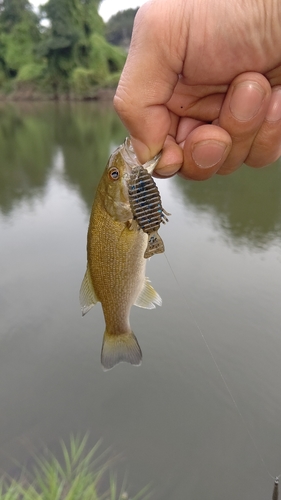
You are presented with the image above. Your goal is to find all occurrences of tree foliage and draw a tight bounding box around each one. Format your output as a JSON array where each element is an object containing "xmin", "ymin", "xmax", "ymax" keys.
[
  {"xmin": 0, "ymin": 0, "xmax": 36, "ymax": 32},
  {"xmin": 105, "ymin": 8, "xmax": 138, "ymax": 48},
  {"xmin": 0, "ymin": 0, "xmax": 127, "ymax": 98},
  {"xmin": 5, "ymin": 17, "xmax": 39, "ymax": 71},
  {"xmin": 0, "ymin": 0, "xmax": 40, "ymax": 80},
  {"xmin": 39, "ymin": 0, "xmax": 81, "ymax": 94}
]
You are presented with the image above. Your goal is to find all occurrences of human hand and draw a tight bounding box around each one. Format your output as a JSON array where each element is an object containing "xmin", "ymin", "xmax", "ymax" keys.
[{"xmin": 114, "ymin": 0, "xmax": 281, "ymax": 180}]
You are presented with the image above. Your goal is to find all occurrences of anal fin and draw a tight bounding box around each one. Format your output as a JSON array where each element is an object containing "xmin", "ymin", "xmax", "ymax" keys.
[{"xmin": 134, "ymin": 277, "xmax": 162, "ymax": 309}]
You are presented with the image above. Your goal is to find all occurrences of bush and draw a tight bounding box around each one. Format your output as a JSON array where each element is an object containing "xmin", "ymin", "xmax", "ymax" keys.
[
  {"xmin": 16, "ymin": 63, "xmax": 46, "ymax": 83},
  {"xmin": 0, "ymin": 69, "xmax": 7, "ymax": 87},
  {"xmin": 104, "ymin": 71, "xmax": 122, "ymax": 88},
  {"xmin": 89, "ymin": 34, "xmax": 126, "ymax": 83},
  {"xmin": 5, "ymin": 19, "xmax": 39, "ymax": 73},
  {"xmin": 89, "ymin": 33, "xmax": 110, "ymax": 83},
  {"xmin": 70, "ymin": 67, "xmax": 98, "ymax": 96}
]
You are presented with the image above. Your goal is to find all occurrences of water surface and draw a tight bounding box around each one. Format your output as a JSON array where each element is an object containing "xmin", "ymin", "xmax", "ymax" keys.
[{"xmin": 0, "ymin": 102, "xmax": 281, "ymax": 499}]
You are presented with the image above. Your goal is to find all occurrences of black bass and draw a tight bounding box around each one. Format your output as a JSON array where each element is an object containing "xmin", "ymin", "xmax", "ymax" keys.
[{"xmin": 80, "ymin": 138, "xmax": 168, "ymax": 370}]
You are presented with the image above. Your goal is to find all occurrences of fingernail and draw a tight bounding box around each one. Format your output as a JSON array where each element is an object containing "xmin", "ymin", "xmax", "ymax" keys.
[
  {"xmin": 266, "ymin": 88, "xmax": 281, "ymax": 122},
  {"xmin": 155, "ymin": 163, "xmax": 181, "ymax": 177},
  {"xmin": 192, "ymin": 141, "xmax": 227, "ymax": 168},
  {"xmin": 230, "ymin": 82, "xmax": 265, "ymax": 121}
]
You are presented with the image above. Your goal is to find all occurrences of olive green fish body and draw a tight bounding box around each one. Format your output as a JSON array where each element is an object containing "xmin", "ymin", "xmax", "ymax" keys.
[
  {"xmin": 80, "ymin": 140, "xmax": 162, "ymax": 370},
  {"xmin": 88, "ymin": 194, "xmax": 147, "ymax": 334}
]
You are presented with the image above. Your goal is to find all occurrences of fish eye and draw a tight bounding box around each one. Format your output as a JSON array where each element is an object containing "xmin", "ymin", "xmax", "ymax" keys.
[{"xmin": 108, "ymin": 167, "xmax": 119, "ymax": 181}]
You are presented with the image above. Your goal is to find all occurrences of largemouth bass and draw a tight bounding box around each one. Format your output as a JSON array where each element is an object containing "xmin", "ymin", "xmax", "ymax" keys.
[{"xmin": 80, "ymin": 138, "xmax": 167, "ymax": 370}]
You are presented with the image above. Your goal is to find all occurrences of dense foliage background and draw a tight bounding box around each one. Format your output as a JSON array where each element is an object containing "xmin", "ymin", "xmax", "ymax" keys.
[
  {"xmin": 0, "ymin": 0, "xmax": 137, "ymax": 98},
  {"xmin": 105, "ymin": 8, "xmax": 138, "ymax": 48}
]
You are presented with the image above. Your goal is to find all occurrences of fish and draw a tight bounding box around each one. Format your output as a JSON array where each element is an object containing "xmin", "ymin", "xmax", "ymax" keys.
[
  {"xmin": 128, "ymin": 165, "xmax": 170, "ymax": 258},
  {"xmin": 79, "ymin": 138, "xmax": 165, "ymax": 370}
]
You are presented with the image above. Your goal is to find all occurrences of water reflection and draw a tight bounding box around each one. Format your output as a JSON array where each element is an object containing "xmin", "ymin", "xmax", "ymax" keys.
[
  {"xmin": 0, "ymin": 104, "xmax": 53, "ymax": 215},
  {"xmin": 174, "ymin": 161, "xmax": 281, "ymax": 249},
  {"xmin": 0, "ymin": 103, "xmax": 281, "ymax": 500},
  {"xmin": 2, "ymin": 101, "xmax": 281, "ymax": 251},
  {"xmin": 0, "ymin": 102, "xmax": 126, "ymax": 216}
]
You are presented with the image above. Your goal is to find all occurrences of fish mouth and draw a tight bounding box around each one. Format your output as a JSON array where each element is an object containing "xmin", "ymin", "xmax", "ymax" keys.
[{"xmin": 121, "ymin": 137, "xmax": 161, "ymax": 174}]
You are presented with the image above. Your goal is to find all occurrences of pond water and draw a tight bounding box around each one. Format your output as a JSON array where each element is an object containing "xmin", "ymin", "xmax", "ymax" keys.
[{"xmin": 0, "ymin": 102, "xmax": 281, "ymax": 499}]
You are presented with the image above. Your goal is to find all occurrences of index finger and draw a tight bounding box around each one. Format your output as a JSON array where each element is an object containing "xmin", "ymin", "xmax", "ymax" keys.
[{"xmin": 113, "ymin": 1, "xmax": 186, "ymax": 162}]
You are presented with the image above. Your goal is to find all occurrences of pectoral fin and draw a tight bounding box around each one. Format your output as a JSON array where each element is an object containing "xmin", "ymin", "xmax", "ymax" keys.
[
  {"xmin": 134, "ymin": 277, "xmax": 162, "ymax": 309},
  {"xmin": 79, "ymin": 266, "xmax": 99, "ymax": 316}
]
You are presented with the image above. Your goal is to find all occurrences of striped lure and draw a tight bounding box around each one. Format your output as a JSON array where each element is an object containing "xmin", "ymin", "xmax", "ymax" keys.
[{"xmin": 128, "ymin": 166, "xmax": 170, "ymax": 258}]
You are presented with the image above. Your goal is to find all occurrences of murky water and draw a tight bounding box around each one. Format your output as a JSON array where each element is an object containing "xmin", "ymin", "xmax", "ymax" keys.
[{"xmin": 0, "ymin": 102, "xmax": 281, "ymax": 499}]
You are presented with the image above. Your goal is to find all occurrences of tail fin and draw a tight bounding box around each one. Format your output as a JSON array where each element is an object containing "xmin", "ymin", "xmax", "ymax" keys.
[
  {"xmin": 144, "ymin": 231, "xmax": 165, "ymax": 258},
  {"xmin": 101, "ymin": 330, "xmax": 142, "ymax": 371}
]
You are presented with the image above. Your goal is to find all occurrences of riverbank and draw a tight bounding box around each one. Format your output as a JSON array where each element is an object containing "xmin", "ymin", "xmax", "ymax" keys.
[{"xmin": 0, "ymin": 87, "xmax": 116, "ymax": 102}]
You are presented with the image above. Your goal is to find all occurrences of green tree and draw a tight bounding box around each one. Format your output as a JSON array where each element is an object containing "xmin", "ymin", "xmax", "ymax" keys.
[
  {"xmin": 70, "ymin": 33, "xmax": 126, "ymax": 96},
  {"xmin": 0, "ymin": 0, "xmax": 41, "ymax": 83},
  {"xmin": 0, "ymin": 0, "xmax": 127, "ymax": 97},
  {"xmin": 105, "ymin": 8, "xmax": 138, "ymax": 48},
  {"xmin": 74, "ymin": 0, "xmax": 104, "ymax": 68},
  {"xmin": 5, "ymin": 17, "xmax": 40, "ymax": 73},
  {"xmin": 39, "ymin": 0, "xmax": 104, "ymax": 96},
  {"xmin": 0, "ymin": 0, "xmax": 35, "ymax": 32},
  {"xmin": 40, "ymin": 0, "xmax": 125, "ymax": 98},
  {"xmin": 39, "ymin": 0, "xmax": 81, "ymax": 95}
]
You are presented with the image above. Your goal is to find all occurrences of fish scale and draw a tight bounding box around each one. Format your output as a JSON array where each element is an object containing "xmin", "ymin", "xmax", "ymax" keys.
[{"xmin": 128, "ymin": 166, "xmax": 169, "ymax": 258}]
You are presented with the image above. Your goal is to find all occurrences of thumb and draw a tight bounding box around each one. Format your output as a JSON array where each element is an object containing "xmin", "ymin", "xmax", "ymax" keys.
[{"xmin": 113, "ymin": 1, "xmax": 186, "ymax": 162}]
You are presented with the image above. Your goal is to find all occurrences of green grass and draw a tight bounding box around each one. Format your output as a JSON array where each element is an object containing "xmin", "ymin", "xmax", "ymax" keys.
[{"xmin": 0, "ymin": 435, "xmax": 151, "ymax": 500}]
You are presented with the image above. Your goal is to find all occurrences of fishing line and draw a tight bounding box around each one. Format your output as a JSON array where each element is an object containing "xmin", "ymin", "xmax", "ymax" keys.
[{"xmin": 163, "ymin": 251, "xmax": 280, "ymax": 494}]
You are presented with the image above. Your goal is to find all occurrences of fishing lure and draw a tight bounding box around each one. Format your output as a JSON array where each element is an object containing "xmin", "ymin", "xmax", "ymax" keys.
[{"xmin": 128, "ymin": 166, "xmax": 170, "ymax": 258}]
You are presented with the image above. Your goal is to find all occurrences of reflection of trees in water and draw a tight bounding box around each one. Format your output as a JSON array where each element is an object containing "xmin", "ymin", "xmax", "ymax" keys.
[
  {"xmin": 55, "ymin": 102, "xmax": 126, "ymax": 208},
  {"xmin": 0, "ymin": 102, "xmax": 126, "ymax": 215},
  {"xmin": 174, "ymin": 162, "xmax": 281, "ymax": 248},
  {"xmin": 1, "ymin": 102, "xmax": 280, "ymax": 249},
  {"xmin": 0, "ymin": 103, "xmax": 54, "ymax": 215}
]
